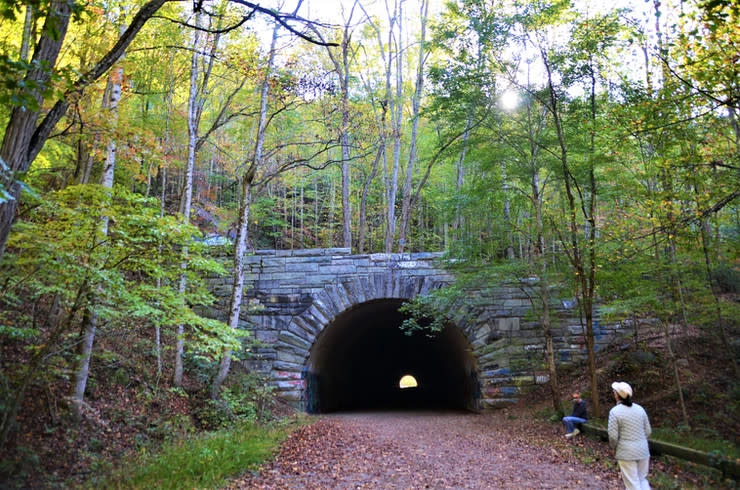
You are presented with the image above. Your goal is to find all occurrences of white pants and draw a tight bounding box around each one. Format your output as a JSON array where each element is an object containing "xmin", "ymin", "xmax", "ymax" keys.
[{"xmin": 617, "ymin": 458, "xmax": 650, "ymax": 490}]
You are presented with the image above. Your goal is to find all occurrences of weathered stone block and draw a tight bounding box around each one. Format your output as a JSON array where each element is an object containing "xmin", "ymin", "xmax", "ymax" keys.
[
  {"xmin": 285, "ymin": 262, "xmax": 319, "ymax": 273},
  {"xmin": 242, "ymin": 360, "xmax": 272, "ymax": 373},
  {"xmin": 278, "ymin": 330, "xmax": 311, "ymax": 350},
  {"xmin": 273, "ymin": 360, "xmax": 303, "ymax": 372},
  {"xmin": 276, "ymin": 380, "xmax": 304, "ymax": 391},
  {"xmin": 276, "ymin": 350, "xmax": 305, "ymax": 365},
  {"xmin": 334, "ymin": 282, "xmax": 353, "ymax": 310},
  {"xmin": 321, "ymin": 285, "xmax": 345, "ymax": 314},
  {"xmin": 274, "ymin": 370, "xmax": 302, "ymax": 381},
  {"xmin": 277, "ymin": 389, "xmax": 303, "ymax": 402},
  {"xmin": 495, "ymin": 317, "xmax": 520, "ymax": 331},
  {"xmin": 319, "ymin": 265, "xmax": 357, "ymax": 275},
  {"xmin": 292, "ymin": 315, "xmax": 319, "ymax": 337},
  {"xmin": 480, "ymin": 398, "xmax": 518, "ymax": 409},
  {"xmin": 256, "ymin": 330, "xmax": 279, "ymax": 343},
  {"xmin": 327, "ymin": 247, "xmax": 351, "ymax": 255}
]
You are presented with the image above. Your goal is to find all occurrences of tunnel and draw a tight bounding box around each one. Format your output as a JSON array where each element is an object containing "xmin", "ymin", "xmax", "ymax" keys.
[{"xmin": 303, "ymin": 298, "xmax": 479, "ymax": 413}]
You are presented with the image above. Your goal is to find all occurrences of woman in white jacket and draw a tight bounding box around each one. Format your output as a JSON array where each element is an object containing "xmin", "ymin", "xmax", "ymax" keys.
[{"xmin": 608, "ymin": 381, "xmax": 652, "ymax": 490}]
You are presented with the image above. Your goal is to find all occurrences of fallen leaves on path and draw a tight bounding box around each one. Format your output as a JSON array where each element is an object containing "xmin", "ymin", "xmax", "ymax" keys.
[{"xmin": 228, "ymin": 411, "xmax": 623, "ymax": 489}]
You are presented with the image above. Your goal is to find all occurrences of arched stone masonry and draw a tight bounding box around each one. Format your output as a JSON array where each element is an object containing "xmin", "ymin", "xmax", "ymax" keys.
[
  {"xmin": 207, "ymin": 248, "xmax": 631, "ymax": 411},
  {"xmin": 272, "ymin": 272, "xmax": 479, "ymax": 410}
]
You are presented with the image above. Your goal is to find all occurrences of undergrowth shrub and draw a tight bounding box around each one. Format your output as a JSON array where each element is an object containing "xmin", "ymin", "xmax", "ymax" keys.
[
  {"xmin": 711, "ymin": 265, "xmax": 739, "ymax": 294},
  {"xmin": 195, "ymin": 372, "xmax": 276, "ymax": 430},
  {"xmin": 99, "ymin": 420, "xmax": 297, "ymax": 489}
]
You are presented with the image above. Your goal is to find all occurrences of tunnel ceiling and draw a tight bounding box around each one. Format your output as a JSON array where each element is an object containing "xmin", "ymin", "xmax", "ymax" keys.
[{"xmin": 305, "ymin": 298, "xmax": 478, "ymax": 413}]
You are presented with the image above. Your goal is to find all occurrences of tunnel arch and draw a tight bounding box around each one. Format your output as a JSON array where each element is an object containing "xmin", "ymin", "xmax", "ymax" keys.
[
  {"xmin": 273, "ymin": 270, "xmax": 480, "ymax": 412},
  {"xmin": 303, "ymin": 298, "xmax": 479, "ymax": 413}
]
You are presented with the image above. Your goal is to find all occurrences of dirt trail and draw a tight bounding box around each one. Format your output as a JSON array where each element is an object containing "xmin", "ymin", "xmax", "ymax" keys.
[{"xmin": 230, "ymin": 410, "xmax": 622, "ymax": 489}]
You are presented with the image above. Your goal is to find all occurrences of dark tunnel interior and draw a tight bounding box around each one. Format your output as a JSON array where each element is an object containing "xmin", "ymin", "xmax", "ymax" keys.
[{"xmin": 304, "ymin": 299, "xmax": 479, "ymax": 413}]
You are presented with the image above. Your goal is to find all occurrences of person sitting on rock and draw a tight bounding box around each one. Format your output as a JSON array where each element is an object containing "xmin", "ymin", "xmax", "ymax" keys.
[{"xmin": 563, "ymin": 391, "xmax": 588, "ymax": 438}]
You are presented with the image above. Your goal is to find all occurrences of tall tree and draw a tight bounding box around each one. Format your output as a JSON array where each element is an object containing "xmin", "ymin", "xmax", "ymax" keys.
[
  {"xmin": 0, "ymin": 0, "xmax": 169, "ymax": 263},
  {"xmin": 69, "ymin": 12, "xmax": 129, "ymax": 419},
  {"xmin": 310, "ymin": 0, "xmax": 360, "ymax": 250},
  {"xmin": 385, "ymin": 0, "xmax": 403, "ymax": 253},
  {"xmin": 211, "ymin": 21, "xmax": 279, "ymax": 398},
  {"xmin": 398, "ymin": 0, "xmax": 429, "ymax": 252}
]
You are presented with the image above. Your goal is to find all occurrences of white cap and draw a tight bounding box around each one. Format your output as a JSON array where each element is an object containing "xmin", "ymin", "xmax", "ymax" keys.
[{"xmin": 611, "ymin": 381, "xmax": 633, "ymax": 399}]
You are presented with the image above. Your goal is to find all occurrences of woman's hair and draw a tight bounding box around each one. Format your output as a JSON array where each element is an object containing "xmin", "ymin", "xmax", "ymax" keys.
[{"xmin": 617, "ymin": 393, "xmax": 633, "ymax": 407}]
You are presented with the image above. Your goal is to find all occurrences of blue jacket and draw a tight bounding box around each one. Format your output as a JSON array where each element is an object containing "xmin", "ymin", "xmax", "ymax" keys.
[{"xmin": 571, "ymin": 399, "xmax": 587, "ymax": 420}]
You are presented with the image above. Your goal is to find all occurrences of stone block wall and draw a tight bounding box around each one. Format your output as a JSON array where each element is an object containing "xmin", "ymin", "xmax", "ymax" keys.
[{"xmin": 208, "ymin": 248, "xmax": 630, "ymax": 410}]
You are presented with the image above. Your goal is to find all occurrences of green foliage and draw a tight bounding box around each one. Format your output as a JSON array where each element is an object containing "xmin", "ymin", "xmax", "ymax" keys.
[
  {"xmin": 102, "ymin": 422, "xmax": 294, "ymax": 489},
  {"xmin": 196, "ymin": 372, "xmax": 276, "ymax": 430},
  {"xmin": 0, "ymin": 444, "xmax": 40, "ymax": 485},
  {"xmin": 399, "ymin": 284, "xmax": 466, "ymax": 337},
  {"xmin": 711, "ymin": 265, "xmax": 740, "ymax": 294},
  {"xmin": 0, "ymin": 55, "xmax": 61, "ymax": 111},
  {"xmin": 0, "ymin": 184, "xmax": 243, "ymax": 381},
  {"xmin": 649, "ymin": 428, "xmax": 739, "ymax": 460}
]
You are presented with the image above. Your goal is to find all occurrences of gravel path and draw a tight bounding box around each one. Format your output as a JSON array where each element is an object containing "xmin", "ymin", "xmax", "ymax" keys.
[{"xmin": 230, "ymin": 410, "xmax": 623, "ymax": 489}]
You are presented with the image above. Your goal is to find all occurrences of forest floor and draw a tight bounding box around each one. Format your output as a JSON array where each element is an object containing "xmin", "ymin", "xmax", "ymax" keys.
[
  {"xmin": 228, "ymin": 411, "xmax": 625, "ymax": 489},
  {"xmin": 227, "ymin": 404, "xmax": 733, "ymax": 490}
]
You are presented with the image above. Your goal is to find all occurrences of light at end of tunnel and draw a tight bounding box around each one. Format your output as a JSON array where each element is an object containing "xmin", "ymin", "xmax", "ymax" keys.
[{"xmin": 399, "ymin": 374, "xmax": 418, "ymax": 389}]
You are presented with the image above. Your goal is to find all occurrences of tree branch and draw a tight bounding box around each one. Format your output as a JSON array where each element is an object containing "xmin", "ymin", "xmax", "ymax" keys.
[
  {"xmin": 29, "ymin": 0, "xmax": 170, "ymax": 164},
  {"xmin": 151, "ymin": 10, "xmax": 254, "ymax": 34},
  {"xmin": 228, "ymin": 0, "xmax": 338, "ymax": 46}
]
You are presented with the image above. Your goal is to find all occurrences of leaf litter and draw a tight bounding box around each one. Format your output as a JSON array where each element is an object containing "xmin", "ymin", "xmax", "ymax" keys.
[{"xmin": 228, "ymin": 410, "xmax": 623, "ymax": 489}]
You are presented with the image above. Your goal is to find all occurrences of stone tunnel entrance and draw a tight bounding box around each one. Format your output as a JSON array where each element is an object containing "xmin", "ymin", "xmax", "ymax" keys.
[{"xmin": 303, "ymin": 299, "xmax": 479, "ymax": 413}]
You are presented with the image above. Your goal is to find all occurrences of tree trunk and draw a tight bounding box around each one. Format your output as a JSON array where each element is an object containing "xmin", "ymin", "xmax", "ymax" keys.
[
  {"xmin": 385, "ymin": 2, "xmax": 402, "ymax": 253},
  {"xmin": 211, "ymin": 22, "xmax": 279, "ymax": 398},
  {"xmin": 20, "ymin": 5, "xmax": 34, "ymax": 62},
  {"xmin": 540, "ymin": 46, "xmax": 601, "ymax": 417},
  {"xmin": 155, "ymin": 166, "xmax": 166, "ymax": 377},
  {"xmin": 502, "ymin": 163, "xmax": 515, "ymax": 260},
  {"xmin": 0, "ymin": 0, "xmax": 72, "ymax": 260},
  {"xmin": 339, "ymin": 21, "xmax": 353, "ymax": 249},
  {"xmin": 452, "ymin": 119, "xmax": 471, "ymax": 241},
  {"xmin": 526, "ymin": 90, "xmax": 560, "ymax": 414},
  {"xmin": 69, "ymin": 23, "xmax": 126, "ymax": 419},
  {"xmin": 70, "ymin": 305, "xmax": 97, "ymax": 420},
  {"xmin": 398, "ymin": 0, "xmax": 429, "ymax": 253},
  {"xmin": 662, "ymin": 319, "xmax": 690, "ymax": 427},
  {"xmin": 174, "ymin": 9, "xmax": 203, "ymax": 387},
  {"xmin": 696, "ymin": 197, "xmax": 738, "ymax": 377},
  {"xmin": 211, "ymin": 179, "xmax": 252, "ymax": 398},
  {"xmin": 0, "ymin": 0, "xmax": 167, "ymax": 263},
  {"xmin": 649, "ymin": 229, "xmax": 690, "ymax": 428},
  {"xmin": 359, "ymin": 144, "xmax": 384, "ymax": 253}
]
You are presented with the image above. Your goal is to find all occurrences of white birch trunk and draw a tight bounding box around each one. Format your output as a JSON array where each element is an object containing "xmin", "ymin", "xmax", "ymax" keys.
[
  {"xmin": 211, "ymin": 23, "xmax": 279, "ymax": 398},
  {"xmin": 385, "ymin": 1, "xmax": 402, "ymax": 253},
  {"xmin": 20, "ymin": 5, "xmax": 34, "ymax": 62},
  {"xmin": 398, "ymin": 0, "xmax": 428, "ymax": 253},
  {"xmin": 174, "ymin": 10, "xmax": 202, "ymax": 387},
  {"xmin": 69, "ymin": 19, "xmax": 125, "ymax": 419}
]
